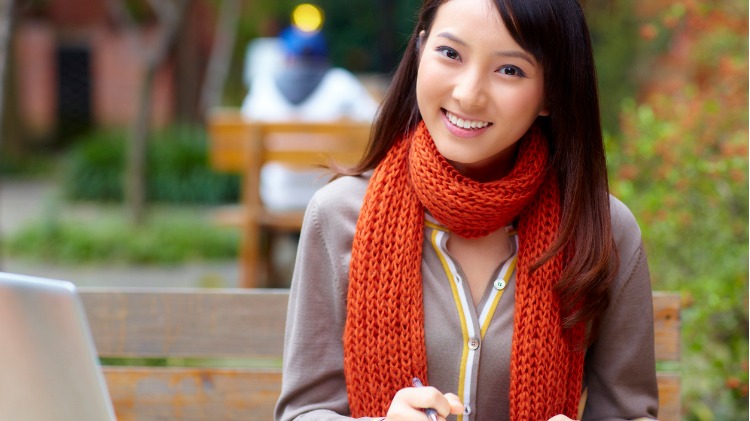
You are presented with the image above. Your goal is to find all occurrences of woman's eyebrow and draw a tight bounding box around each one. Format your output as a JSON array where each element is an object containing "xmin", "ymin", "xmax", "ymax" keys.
[
  {"xmin": 435, "ymin": 31, "xmax": 536, "ymax": 66},
  {"xmin": 436, "ymin": 32, "xmax": 467, "ymax": 46},
  {"xmin": 495, "ymin": 50, "xmax": 536, "ymax": 66}
]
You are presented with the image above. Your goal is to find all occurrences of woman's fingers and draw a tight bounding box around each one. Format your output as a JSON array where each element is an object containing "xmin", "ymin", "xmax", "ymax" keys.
[
  {"xmin": 547, "ymin": 415, "xmax": 577, "ymax": 421},
  {"xmin": 443, "ymin": 393, "xmax": 464, "ymax": 415},
  {"xmin": 386, "ymin": 386, "xmax": 464, "ymax": 420}
]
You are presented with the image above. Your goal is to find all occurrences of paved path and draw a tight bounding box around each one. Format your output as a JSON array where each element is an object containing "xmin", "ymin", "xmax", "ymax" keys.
[
  {"xmin": 0, "ymin": 178, "xmax": 239, "ymax": 288},
  {"xmin": 0, "ymin": 179, "xmax": 55, "ymax": 235}
]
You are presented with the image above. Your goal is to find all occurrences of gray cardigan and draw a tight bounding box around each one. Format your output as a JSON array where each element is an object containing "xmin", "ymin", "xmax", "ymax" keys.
[{"xmin": 275, "ymin": 174, "xmax": 658, "ymax": 421}]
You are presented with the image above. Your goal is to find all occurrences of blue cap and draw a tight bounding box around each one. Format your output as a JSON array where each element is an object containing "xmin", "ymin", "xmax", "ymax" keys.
[{"xmin": 279, "ymin": 26, "xmax": 328, "ymax": 59}]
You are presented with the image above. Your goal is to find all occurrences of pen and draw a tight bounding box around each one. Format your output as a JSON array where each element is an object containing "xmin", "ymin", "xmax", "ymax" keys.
[{"xmin": 411, "ymin": 377, "xmax": 439, "ymax": 421}]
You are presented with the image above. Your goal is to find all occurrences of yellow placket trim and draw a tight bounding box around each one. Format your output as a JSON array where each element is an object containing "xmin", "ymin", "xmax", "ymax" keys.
[
  {"xmin": 428, "ymin": 227, "xmax": 471, "ymax": 421},
  {"xmin": 426, "ymin": 219, "xmax": 518, "ymax": 421},
  {"xmin": 479, "ymin": 255, "xmax": 517, "ymax": 338}
]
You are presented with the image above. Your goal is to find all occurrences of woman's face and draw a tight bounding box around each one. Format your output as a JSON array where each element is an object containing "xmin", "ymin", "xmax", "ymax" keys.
[{"xmin": 416, "ymin": 0, "xmax": 547, "ymax": 181}]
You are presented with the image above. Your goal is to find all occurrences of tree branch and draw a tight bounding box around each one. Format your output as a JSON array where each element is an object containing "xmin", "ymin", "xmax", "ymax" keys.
[
  {"xmin": 103, "ymin": 0, "xmax": 138, "ymax": 31},
  {"xmin": 200, "ymin": 0, "xmax": 241, "ymax": 114},
  {"xmin": 147, "ymin": 0, "xmax": 176, "ymax": 26}
]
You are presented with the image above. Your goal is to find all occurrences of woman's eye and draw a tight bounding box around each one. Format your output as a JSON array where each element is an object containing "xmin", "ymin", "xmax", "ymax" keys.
[
  {"xmin": 498, "ymin": 65, "xmax": 526, "ymax": 77},
  {"xmin": 436, "ymin": 46, "xmax": 461, "ymax": 61}
]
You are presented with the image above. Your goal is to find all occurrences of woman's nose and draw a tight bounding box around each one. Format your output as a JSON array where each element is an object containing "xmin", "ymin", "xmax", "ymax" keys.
[{"xmin": 452, "ymin": 69, "xmax": 488, "ymax": 109}]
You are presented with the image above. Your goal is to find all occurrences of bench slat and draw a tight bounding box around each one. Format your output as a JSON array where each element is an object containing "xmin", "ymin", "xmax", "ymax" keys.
[
  {"xmin": 103, "ymin": 367, "xmax": 280, "ymax": 421},
  {"xmin": 81, "ymin": 288, "xmax": 289, "ymax": 358},
  {"xmin": 653, "ymin": 292, "xmax": 681, "ymax": 362},
  {"xmin": 657, "ymin": 373, "xmax": 681, "ymax": 421}
]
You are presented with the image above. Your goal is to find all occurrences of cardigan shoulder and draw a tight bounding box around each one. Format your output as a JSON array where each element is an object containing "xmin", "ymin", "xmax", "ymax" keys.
[
  {"xmin": 307, "ymin": 174, "xmax": 370, "ymax": 228},
  {"xmin": 608, "ymin": 195, "xmax": 648, "ymax": 298}
]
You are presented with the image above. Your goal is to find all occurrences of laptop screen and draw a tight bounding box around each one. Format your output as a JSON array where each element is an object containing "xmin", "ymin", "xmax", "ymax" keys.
[{"xmin": 0, "ymin": 272, "xmax": 116, "ymax": 421}]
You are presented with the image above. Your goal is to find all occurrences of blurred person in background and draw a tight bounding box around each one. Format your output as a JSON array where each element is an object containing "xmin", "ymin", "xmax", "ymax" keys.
[
  {"xmin": 242, "ymin": 25, "xmax": 378, "ymax": 123},
  {"xmin": 241, "ymin": 4, "xmax": 378, "ymax": 212},
  {"xmin": 240, "ymin": 4, "xmax": 379, "ymax": 286}
]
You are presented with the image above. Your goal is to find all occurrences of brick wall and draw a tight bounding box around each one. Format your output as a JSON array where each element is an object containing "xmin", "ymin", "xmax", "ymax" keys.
[
  {"xmin": 15, "ymin": 22, "xmax": 56, "ymax": 138},
  {"xmin": 91, "ymin": 25, "xmax": 174, "ymax": 128},
  {"xmin": 15, "ymin": 22, "xmax": 176, "ymax": 140},
  {"xmin": 47, "ymin": 0, "xmax": 106, "ymax": 27},
  {"xmin": 13, "ymin": 1, "xmax": 216, "ymax": 143}
]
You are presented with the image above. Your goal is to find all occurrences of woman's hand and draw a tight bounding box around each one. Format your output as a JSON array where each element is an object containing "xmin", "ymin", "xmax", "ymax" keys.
[
  {"xmin": 547, "ymin": 416, "xmax": 578, "ymax": 421},
  {"xmin": 384, "ymin": 385, "xmax": 464, "ymax": 420}
]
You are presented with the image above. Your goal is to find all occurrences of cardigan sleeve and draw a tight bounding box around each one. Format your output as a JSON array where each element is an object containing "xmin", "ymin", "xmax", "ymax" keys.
[
  {"xmin": 274, "ymin": 178, "xmax": 382, "ymax": 421},
  {"xmin": 581, "ymin": 197, "xmax": 659, "ymax": 420}
]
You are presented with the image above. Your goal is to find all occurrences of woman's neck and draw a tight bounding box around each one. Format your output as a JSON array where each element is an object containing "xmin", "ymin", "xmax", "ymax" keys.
[{"xmin": 448, "ymin": 143, "xmax": 520, "ymax": 182}]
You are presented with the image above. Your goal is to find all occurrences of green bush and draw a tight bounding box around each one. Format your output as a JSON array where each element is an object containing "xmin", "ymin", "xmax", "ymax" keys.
[
  {"xmin": 5, "ymin": 209, "xmax": 239, "ymax": 265},
  {"xmin": 63, "ymin": 125, "xmax": 240, "ymax": 204},
  {"xmin": 609, "ymin": 98, "xmax": 748, "ymax": 420},
  {"xmin": 0, "ymin": 150, "xmax": 59, "ymax": 178},
  {"xmin": 64, "ymin": 129, "xmax": 124, "ymax": 201},
  {"xmin": 600, "ymin": 1, "xmax": 748, "ymax": 418}
]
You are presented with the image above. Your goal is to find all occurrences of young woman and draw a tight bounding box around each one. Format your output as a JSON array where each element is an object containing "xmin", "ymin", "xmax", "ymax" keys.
[{"xmin": 274, "ymin": 0, "xmax": 658, "ymax": 420}]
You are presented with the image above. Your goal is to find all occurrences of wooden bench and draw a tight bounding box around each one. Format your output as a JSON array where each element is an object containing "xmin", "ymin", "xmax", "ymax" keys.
[
  {"xmin": 207, "ymin": 108, "xmax": 371, "ymax": 288},
  {"xmin": 80, "ymin": 288, "xmax": 681, "ymax": 421}
]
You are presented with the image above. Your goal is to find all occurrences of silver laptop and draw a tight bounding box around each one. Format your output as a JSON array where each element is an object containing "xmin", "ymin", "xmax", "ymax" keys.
[{"xmin": 0, "ymin": 272, "xmax": 117, "ymax": 421}]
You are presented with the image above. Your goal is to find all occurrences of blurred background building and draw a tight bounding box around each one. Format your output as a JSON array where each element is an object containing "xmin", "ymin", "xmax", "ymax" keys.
[
  {"xmin": 4, "ymin": 0, "xmax": 418, "ymax": 152},
  {"xmin": 11, "ymin": 0, "xmax": 214, "ymax": 147}
]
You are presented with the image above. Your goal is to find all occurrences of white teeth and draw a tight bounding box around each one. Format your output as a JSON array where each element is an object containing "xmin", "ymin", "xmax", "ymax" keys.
[{"xmin": 445, "ymin": 111, "xmax": 489, "ymax": 129}]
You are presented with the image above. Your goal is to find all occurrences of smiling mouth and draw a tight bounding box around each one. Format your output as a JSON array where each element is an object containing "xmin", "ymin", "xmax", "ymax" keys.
[{"xmin": 443, "ymin": 109, "xmax": 492, "ymax": 130}]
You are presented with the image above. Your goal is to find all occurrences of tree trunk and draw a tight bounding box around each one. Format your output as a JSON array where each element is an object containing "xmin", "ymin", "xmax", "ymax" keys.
[
  {"xmin": 126, "ymin": 58, "xmax": 156, "ymax": 225},
  {"xmin": 0, "ymin": 0, "xmax": 14, "ymax": 151},
  {"xmin": 0, "ymin": 0, "xmax": 15, "ymax": 270},
  {"xmin": 125, "ymin": 0, "xmax": 194, "ymax": 225},
  {"xmin": 200, "ymin": 0, "xmax": 241, "ymax": 116},
  {"xmin": 174, "ymin": 1, "xmax": 199, "ymax": 124}
]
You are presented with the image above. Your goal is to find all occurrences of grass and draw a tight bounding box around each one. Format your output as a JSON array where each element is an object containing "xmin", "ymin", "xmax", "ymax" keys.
[
  {"xmin": 3, "ymin": 201, "xmax": 239, "ymax": 266},
  {"xmin": 100, "ymin": 357, "xmax": 282, "ymax": 369}
]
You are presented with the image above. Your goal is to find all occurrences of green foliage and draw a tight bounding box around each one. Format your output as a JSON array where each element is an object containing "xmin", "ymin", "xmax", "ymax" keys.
[
  {"xmin": 5, "ymin": 208, "xmax": 239, "ymax": 265},
  {"xmin": 314, "ymin": 0, "xmax": 421, "ymax": 72},
  {"xmin": 0, "ymin": 151, "xmax": 59, "ymax": 178},
  {"xmin": 63, "ymin": 125, "xmax": 240, "ymax": 204},
  {"xmin": 585, "ymin": 0, "xmax": 641, "ymax": 134},
  {"xmin": 235, "ymin": 0, "xmax": 422, "ymax": 72},
  {"xmin": 100, "ymin": 356, "xmax": 282, "ymax": 369},
  {"xmin": 605, "ymin": 1, "xmax": 748, "ymax": 417},
  {"xmin": 64, "ymin": 129, "xmax": 125, "ymax": 201},
  {"xmin": 148, "ymin": 125, "xmax": 240, "ymax": 203},
  {"xmin": 610, "ymin": 100, "xmax": 749, "ymax": 419}
]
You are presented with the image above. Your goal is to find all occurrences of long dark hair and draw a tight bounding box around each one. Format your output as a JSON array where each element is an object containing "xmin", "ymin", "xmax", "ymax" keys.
[{"xmin": 349, "ymin": 0, "xmax": 617, "ymax": 342}]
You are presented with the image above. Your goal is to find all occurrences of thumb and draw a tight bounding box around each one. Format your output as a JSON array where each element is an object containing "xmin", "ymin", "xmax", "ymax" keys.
[{"xmin": 443, "ymin": 393, "xmax": 464, "ymax": 415}]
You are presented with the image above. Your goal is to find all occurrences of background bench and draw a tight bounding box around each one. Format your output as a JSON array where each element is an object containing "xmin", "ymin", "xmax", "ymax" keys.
[
  {"xmin": 80, "ymin": 288, "xmax": 681, "ymax": 421},
  {"xmin": 207, "ymin": 108, "xmax": 371, "ymax": 288}
]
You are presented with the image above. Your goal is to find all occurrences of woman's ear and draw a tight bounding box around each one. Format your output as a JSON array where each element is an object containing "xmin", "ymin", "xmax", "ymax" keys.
[
  {"xmin": 417, "ymin": 30, "xmax": 426, "ymax": 53},
  {"xmin": 539, "ymin": 99, "xmax": 550, "ymax": 117}
]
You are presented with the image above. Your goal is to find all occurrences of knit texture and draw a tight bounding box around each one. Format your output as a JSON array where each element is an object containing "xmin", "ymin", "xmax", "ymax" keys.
[{"xmin": 343, "ymin": 121, "xmax": 585, "ymax": 419}]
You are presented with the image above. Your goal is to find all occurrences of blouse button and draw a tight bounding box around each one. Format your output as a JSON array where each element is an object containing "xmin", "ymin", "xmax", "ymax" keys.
[
  {"xmin": 493, "ymin": 279, "xmax": 506, "ymax": 290},
  {"xmin": 467, "ymin": 337, "xmax": 480, "ymax": 350},
  {"xmin": 463, "ymin": 404, "xmax": 472, "ymax": 415}
]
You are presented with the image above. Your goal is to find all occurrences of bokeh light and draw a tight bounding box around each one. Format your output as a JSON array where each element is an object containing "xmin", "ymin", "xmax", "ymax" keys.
[{"xmin": 292, "ymin": 3, "xmax": 324, "ymax": 32}]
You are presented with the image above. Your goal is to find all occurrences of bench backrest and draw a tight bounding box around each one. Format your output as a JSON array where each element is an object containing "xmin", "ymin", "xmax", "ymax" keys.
[
  {"xmin": 207, "ymin": 107, "xmax": 371, "ymax": 174},
  {"xmin": 80, "ymin": 288, "xmax": 680, "ymax": 421},
  {"xmin": 206, "ymin": 108, "xmax": 371, "ymax": 288}
]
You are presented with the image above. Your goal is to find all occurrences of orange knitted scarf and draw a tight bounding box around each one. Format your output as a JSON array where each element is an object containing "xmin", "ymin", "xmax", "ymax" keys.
[{"xmin": 343, "ymin": 121, "xmax": 585, "ymax": 419}]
